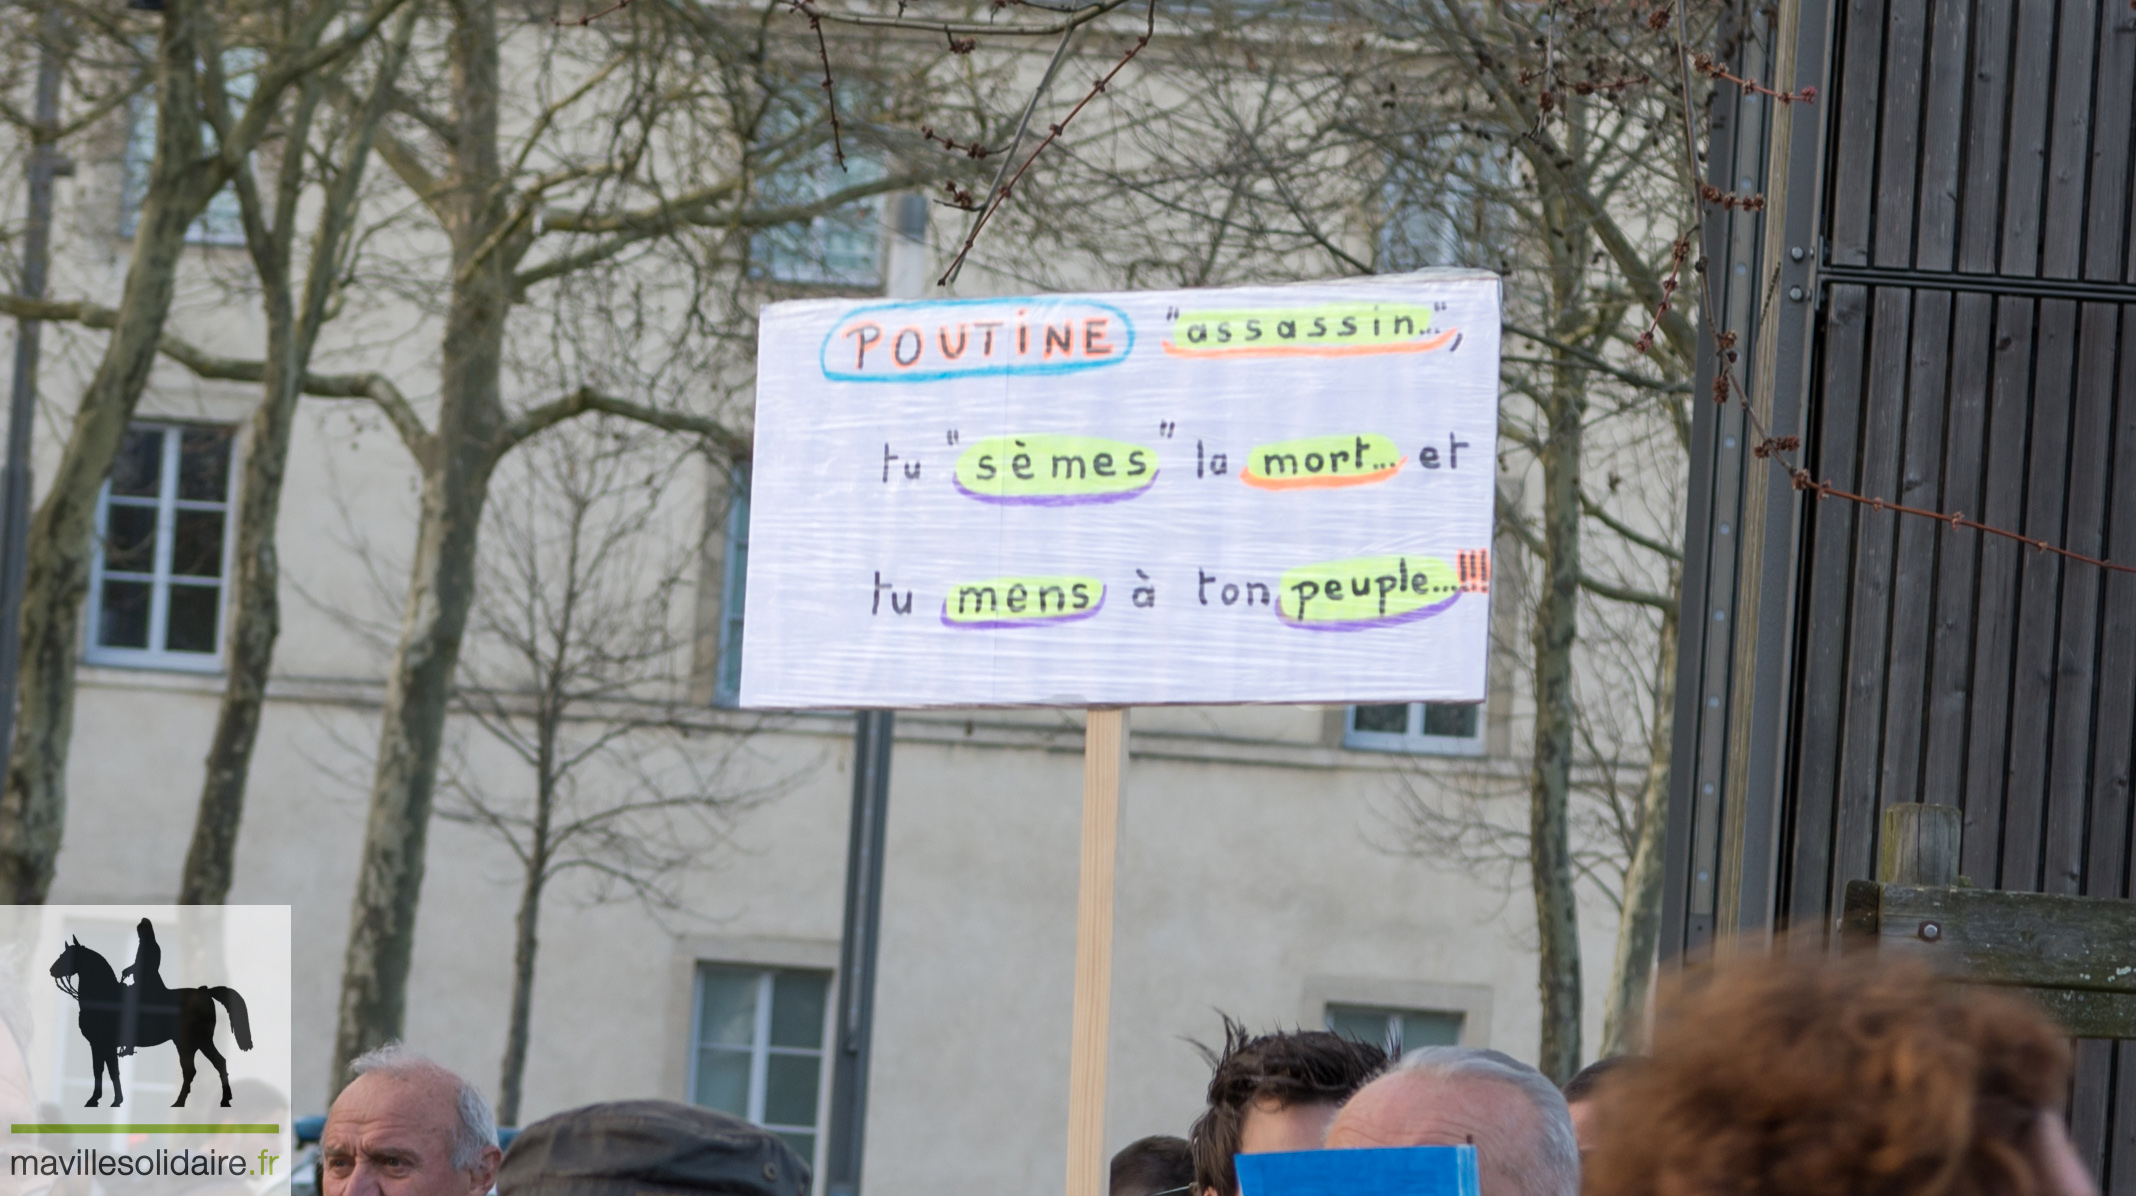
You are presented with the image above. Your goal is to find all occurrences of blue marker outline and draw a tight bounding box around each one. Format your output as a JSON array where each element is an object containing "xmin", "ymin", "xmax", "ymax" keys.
[{"xmin": 819, "ymin": 296, "xmax": 1136, "ymax": 383}]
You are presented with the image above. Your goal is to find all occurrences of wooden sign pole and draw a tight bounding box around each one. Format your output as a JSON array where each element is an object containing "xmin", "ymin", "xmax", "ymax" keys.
[{"xmin": 1066, "ymin": 707, "xmax": 1129, "ymax": 1196}]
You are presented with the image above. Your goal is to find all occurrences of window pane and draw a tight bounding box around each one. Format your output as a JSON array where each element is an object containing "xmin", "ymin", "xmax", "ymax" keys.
[
  {"xmin": 1422, "ymin": 703, "xmax": 1479, "ymax": 739},
  {"xmin": 1352, "ymin": 704, "xmax": 1409, "ymax": 734},
  {"xmin": 120, "ymin": 98, "xmax": 154, "ymax": 237},
  {"xmin": 97, "ymin": 581, "xmax": 151, "ymax": 649},
  {"xmin": 195, "ymin": 189, "xmax": 244, "ymax": 245},
  {"xmin": 1395, "ymin": 1012, "xmax": 1464, "ymax": 1049},
  {"xmin": 763, "ymin": 1053, "xmax": 821, "ymax": 1129},
  {"xmin": 111, "ymin": 427, "xmax": 162, "ymax": 497},
  {"xmin": 165, "ymin": 584, "xmax": 220, "ymax": 653},
  {"xmin": 748, "ymin": 111, "xmax": 883, "ymax": 286},
  {"xmin": 103, "ymin": 504, "xmax": 158, "ymax": 574},
  {"xmin": 1326, "ymin": 1006, "xmax": 1395, "ymax": 1053},
  {"xmin": 692, "ymin": 1046, "xmax": 750, "ymax": 1116},
  {"xmin": 696, "ymin": 968, "xmax": 759, "ymax": 1047},
  {"xmin": 768, "ymin": 972, "xmax": 827, "ymax": 1049},
  {"xmin": 818, "ymin": 210, "xmax": 882, "ymax": 282},
  {"xmin": 171, "ymin": 510, "xmax": 224, "ymax": 577},
  {"xmin": 178, "ymin": 427, "xmax": 233, "ymax": 501},
  {"xmin": 774, "ymin": 1131, "xmax": 814, "ymax": 1162}
]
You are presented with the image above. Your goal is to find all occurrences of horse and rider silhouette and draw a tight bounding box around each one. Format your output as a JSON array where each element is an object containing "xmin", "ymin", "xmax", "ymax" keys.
[{"xmin": 48, "ymin": 918, "xmax": 252, "ymax": 1108}]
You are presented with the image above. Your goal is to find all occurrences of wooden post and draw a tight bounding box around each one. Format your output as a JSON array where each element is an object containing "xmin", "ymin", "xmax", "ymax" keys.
[
  {"xmin": 1066, "ymin": 707, "xmax": 1128, "ymax": 1196},
  {"xmin": 1878, "ymin": 804, "xmax": 1961, "ymax": 886}
]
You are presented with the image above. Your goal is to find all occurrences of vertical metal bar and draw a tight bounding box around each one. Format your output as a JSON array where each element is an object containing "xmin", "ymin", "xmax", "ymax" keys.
[
  {"xmin": 822, "ymin": 199, "xmax": 920, "ymax": 1196},
  {"xmin": 0, "ymin": 14, "xmax": 67, "ymax": 757},
  {"xmin": 824, "ymin": 709, "xmax": 892, "ymax": 1196},
  {"xmin": 1664, "ymin": 0, "xmax": 1839, "ymax": 960},
  {"xmin": 1724, "ymin": 0, "xmax": 1835, "ymax": 940},
  {"xmin": 1664, "ymin": 1, "xmax": 1769, "ymax": 962}
]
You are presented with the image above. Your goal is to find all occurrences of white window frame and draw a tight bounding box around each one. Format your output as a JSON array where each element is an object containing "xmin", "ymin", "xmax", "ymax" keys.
[
  {"xmin": 1324, "ymin": 1001, "xmax": 1467, "ymax": 1056},
  {"xmin": 84, "ymin": 422, "xmax": 237, "ymax": 673},
  {"xmin": 1343, "ymin": 702, "xmax": 1486, "ymax": 756},
  {"xmin": 686, "ymin": 963, "xmax": 833, "ymax": 1187},
  {"xmin": 1303, "ymin": 978, "xmax": 1492, "ymax": 1049}
]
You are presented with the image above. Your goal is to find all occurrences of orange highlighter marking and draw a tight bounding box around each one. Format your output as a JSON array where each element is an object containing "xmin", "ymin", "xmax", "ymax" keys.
[
  {"xmin": 1160, "ymin": 328, "xmax": 1459, "ymax": 359},
  {"xmin": 1241, "ymin": 461, "xmax": 1404, "ymax": 491}
]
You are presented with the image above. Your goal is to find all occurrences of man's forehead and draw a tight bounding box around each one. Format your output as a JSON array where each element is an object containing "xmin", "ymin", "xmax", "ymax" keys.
[
  {"xmin": 1336, "ymin": 1071, "xmax": 1531, "ymax": 1143},
  {"xmin": 327, "ymin": 1073, "xmax": 458, "ymax": 1138}
]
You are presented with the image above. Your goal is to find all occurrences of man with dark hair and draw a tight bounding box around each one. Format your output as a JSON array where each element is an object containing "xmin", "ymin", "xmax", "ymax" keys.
[
  {"xmin": 1111, "ymin": 1135, "xmax": 1193, "ymax": 1196},
  {"xmin": 1188, "ymin": 1018, "xmax": 1386, "ymax": 1196},
  {"xmin": 1560, "ymin": 1055, "xmax": 1640, "ymax": 1155}
]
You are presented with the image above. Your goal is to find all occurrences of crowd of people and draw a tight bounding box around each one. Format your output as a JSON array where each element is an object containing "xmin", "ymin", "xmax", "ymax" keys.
[{"xmin": 320, "ymin": 952, "xmax": 2100, "ymax": 1196}]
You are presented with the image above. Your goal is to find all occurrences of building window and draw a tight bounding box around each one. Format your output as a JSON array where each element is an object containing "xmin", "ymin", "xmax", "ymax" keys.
[
  {"xmin": 1344, "ymin": 702, "xmax": 1485, "ymax": 756},
  {"xmin": 690, "ymin": 964, "xmax": 830, "ymax": 1164},
  {"xmin": 748, "ymin": 105, "xmax": 884, "ymax": 287},
  {"xmin": 1326, "ymin": 1002, "xmax": 1464, "ymax": 1056},
  {"xmin": 713, "ymin": 463, "xmax": 750, "ymax": 707},
  {"xmin": 86, "ymin": 423, "xmax": 236, "ymax": 671},
  {"xmin": 120, "ymin": 51, "xmax": 256, "ymax": 245},
  {"xmin": 1377, "ymin": 143, "xmax": 1512, "ymax": 273}
]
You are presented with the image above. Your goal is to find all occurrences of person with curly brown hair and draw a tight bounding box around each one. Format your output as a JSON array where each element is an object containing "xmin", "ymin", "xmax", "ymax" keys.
[{"xmin": 1583, "ymin": 951, "xmax": 2097, "ymax": 1196}]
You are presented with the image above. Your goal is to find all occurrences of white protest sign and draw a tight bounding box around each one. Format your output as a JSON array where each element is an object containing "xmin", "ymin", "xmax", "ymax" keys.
[{"xmin": 739, "ymin": 269, "xmax": 1501, "ymax": 709}]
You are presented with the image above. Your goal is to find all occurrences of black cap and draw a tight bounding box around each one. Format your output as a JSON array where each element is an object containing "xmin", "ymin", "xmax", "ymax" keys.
[{"xmin": 497, "ymin": 1101, "xmax": 810, "ymax": 1196}]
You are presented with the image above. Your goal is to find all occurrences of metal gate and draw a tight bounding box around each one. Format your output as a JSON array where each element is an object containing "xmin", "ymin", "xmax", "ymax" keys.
[{"xmin": 1665, "ymin": 0, "xmax": 2136, "ymax": 1184}]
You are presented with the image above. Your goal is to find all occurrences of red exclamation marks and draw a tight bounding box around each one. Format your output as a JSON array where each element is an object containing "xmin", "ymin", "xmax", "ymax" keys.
[{"xmin": 1458, "ymin": 550, "xmax": 1491, "ymax": 593}]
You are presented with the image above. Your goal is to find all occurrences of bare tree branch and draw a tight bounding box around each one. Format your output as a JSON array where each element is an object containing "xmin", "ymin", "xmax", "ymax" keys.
[
  {"xmin": 0, "ymin": 292, "xmax": 434, "ymax": 453},
  {"xmin": 1581, "ymin": 491, "xmax": 1682, "ymax": 562},
  {"xmin": 497, "ymin": 385, "xmax": 748, "ymax": 459}
]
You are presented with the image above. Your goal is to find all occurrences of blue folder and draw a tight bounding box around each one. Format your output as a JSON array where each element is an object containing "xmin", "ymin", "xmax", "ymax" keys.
[{"xmin": 1234, "ymin": 1144, "xmax": 1482, "ymax": 1196}]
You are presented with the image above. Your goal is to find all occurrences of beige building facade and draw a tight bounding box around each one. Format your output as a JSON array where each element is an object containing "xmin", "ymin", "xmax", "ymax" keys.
[{"xmin": 11, "ymin": 39, "xmax": 1638, "ymax": 1196}]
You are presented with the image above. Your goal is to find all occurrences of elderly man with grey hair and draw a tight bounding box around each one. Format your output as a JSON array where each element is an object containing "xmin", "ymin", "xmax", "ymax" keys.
[
  {"xmin": 1324, "ymin": 1047, "xmax": 1579, "ymax": 1196},
  {"xmin": 322, "ymin": 1045, "xmax": 502, "ymax": 1196}
]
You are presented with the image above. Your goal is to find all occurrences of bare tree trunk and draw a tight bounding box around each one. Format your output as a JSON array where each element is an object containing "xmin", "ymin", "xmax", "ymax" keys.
[
  {"xmin": 1600, "ymin": 595, "xmax": 1677, "ymax": 1057},
  {"xmin": 0, "ymin": 3, "xmax": 224, "ymax": 902},
  {"xmin": 181, "ymin": 100, "xmax": 312, "ymax": 908},
  {"xmin": 496, "ymin": 604, "xmax": 563, "ymax": 1128},
  {"xmin": 1528, "ymin": 181, "xmax": 1590, "ymax": 1081},
  {"xmin": 182, "ymin": 25, "xmax": 407, "ymax": 905},
  {"xmin": 1529, "ymin": 363, "xmax": 1584, "ymax": 1083},
  {"xmin": 498, "ymin": 844, "xmax": 547, "ymax": 1126},
  {"xmin": 331, "ymin": 0, "xmax": 510, "ymax": 1092},
  {"xmin": 331, "ymin": 395, "xmax": 500, "ymax": 1084}
]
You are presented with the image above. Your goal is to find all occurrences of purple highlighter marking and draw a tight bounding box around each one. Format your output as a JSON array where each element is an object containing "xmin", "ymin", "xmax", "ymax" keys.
[
  {"xmin": 941, "ymin": 591, "xmax": 1107, "ymax": 630},
  {"xmin": 952, "ymin": 472, "xmax": 1158, "ymax": 506},
  {"xmin": 1277, "ymin": 589, "xmax": 1465, "ymax": 632}
]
